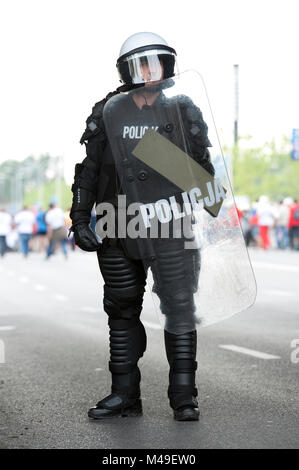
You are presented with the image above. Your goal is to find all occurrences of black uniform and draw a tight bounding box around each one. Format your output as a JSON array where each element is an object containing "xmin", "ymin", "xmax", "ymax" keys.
[{"xmin": 70, "ymin": 86, "xmax": 214, "ymax": 418}]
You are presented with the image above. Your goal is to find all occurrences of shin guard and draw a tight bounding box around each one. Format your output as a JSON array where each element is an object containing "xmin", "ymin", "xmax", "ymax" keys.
[
  {"xmin": 108, "ymin": 316, "xmax": 146, "ymax": 399},
  {"xmin": 164, "ymin": 329, "xmax": 198, "ymax": 410}
]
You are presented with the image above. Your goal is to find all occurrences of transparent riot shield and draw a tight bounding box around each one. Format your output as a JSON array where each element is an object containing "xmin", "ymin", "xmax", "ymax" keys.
[{"xmin": 102, "ymin": 70, "xmax": 257, "ymax": 334}]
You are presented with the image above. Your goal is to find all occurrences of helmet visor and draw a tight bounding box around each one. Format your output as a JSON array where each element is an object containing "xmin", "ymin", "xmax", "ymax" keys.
[{"xmin": 120, "ymin": 49, "xmax": 174, "ymax": 84}]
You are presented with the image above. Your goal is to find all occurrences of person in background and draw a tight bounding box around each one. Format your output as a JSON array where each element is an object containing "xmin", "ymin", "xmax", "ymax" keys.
[
  {"xmin": 35, "ymin": 205, "xmax": 48, "ymax": 252},
  {"xmin": 240, "ymin": 209, "xmax": 253, "ymax": 247},
  {"xmin": 249, "ymin": 203, "xmax": 259, "ymax": 247},
  {"xmin": 14, "ymin": 206, "xmax": 35, "ymax": 257},
  {"xmin": 6, "ymin": 222, "xmax": 19, "ymax": 252},
  {"xmin": 64, "ymin": 207, "xmax": 75, "ymax": 251},
  {"xmin": 45, "ymin": 202, "xmax": 68, "ymax": 259},
  {"xmin": 0, "ymin": 208, "xmax": 12, "ymax": 257},
  {"xmin": 256, "ymin": 196, "xmax": 276, "ymax": 250},
  {"xmin": 288, "ymin": 200, "xmax": 299, "ymax": 251},
  {"xmin": 275, "ymin": 200, "xmax": 290, "ymax": 249}
]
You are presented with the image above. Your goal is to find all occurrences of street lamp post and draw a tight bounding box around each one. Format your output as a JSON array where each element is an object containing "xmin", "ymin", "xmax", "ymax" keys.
[
  {"xmin": 234, "ymin": 64, "xmax": 239, "ymax": 145},
  {"xmin": 232, "ymin": 64, "xmax": 240, "ymax": 190}
]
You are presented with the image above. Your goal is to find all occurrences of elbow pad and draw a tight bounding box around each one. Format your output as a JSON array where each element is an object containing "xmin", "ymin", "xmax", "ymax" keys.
[{"xmin": 70, "ymin": 163, "xmax": 96, "ymax": 226}]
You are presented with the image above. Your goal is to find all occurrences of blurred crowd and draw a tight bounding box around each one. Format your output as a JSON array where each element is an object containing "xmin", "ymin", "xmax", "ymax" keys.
[
  {"xmin": 0, "ymin": 202, "xmax": 94, "ymax": 259},
  {"xmin": 0, "ymin": 196, "xmax": 298, "ymax": 259},
  {"xmin": 239, "ymin": 196, "xmax": 299, "ymax": 251}
]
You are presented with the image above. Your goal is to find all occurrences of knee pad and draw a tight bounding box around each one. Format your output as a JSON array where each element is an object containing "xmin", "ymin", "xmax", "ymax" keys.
[
  {"xmin": 100, "ymin": 248, "xmax": 146, "ymax": 320},
  {"xmin": 103, "ymin": 283, "xmax": 145, "ymax": 320},
  {"xmin": 159, "ymin": 290, "xmax": 197, "ymax": 333},
  {"xmin": 160, "ymin": 290, "xmax": 196, "ymax": 314}
]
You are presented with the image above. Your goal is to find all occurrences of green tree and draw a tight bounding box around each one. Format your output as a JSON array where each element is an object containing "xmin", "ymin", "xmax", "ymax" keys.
[
  {"xmin": 23, "ymin": 179, "xmax": 72, "ymax": 211},
  {"xmin": 231, "ymin": 136, "xmax": 298, "ymax": 201},
  {"xmin": 0, "ymin": 154, "xmax": 72, "ymax": 210}
]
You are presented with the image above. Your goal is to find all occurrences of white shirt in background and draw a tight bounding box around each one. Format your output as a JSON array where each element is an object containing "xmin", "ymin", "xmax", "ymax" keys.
[
  {"xmin": 14, "ymin": 210, "xmax": 35, "ymax": 234},
  {"xmin": 6, "ymin": 229, "xmax": 18, "ymax": 249},
  {"xmin": 0, "ymin": 212, "xmax": 12, "ymax": 236},
  {"xmin": 257, "ymin": 203, "xmax": 277, "ymax": 227},
  {"xmin": 277, "ymin": 204, "xmax": 290, "ymax": 226},
  {"xmin": 45, "ymin": 207, "xmax": 65, "ymax": 230}
]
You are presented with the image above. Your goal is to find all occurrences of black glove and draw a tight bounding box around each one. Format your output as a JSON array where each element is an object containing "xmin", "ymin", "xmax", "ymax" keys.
[
  {"xmin": 69, "ymin": 167, "xmax": 100, "ymax": 252},
  {"xmin": 73, "ymin": 223, "xmax": 102, "ymax": 252}
]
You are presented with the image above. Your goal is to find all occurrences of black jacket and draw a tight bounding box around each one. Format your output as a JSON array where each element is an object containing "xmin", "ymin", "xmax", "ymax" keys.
[{"xmin": 73, "ymin": 88, "xmax": 215, "ymax": 209}]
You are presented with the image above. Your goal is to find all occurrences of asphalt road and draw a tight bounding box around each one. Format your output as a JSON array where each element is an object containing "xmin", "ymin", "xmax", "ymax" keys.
[{"xmin": 0, "ymin": 246, "xmax": 298, "ymax": 449}]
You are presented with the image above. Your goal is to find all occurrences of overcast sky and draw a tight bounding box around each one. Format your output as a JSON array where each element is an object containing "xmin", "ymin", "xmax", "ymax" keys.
[{"xmin": 0, "ymin": 0, "xmax": 298, "ymax": 183}]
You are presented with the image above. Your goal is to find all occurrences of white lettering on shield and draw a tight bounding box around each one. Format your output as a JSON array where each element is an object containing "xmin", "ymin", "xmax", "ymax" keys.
[
  {"xmin": 140, "ymin": 178, "xmax": 226, "ymax": 228},
  {"xmin": 122, "ymin": 126, "xmax": 159, "ymax": 139}
]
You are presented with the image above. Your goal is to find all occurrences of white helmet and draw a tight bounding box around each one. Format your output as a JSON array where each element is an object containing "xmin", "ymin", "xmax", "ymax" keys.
[{"xmin": 116, "ymin": 32, "xmax": 177, "ymax": 86}]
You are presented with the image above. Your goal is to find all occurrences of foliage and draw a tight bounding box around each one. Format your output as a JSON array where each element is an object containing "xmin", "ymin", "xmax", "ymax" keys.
[
  {"xmin": 0, "ymin": 154, "xmax": 72, "ymax": 211},
  {"xmin": 0, "ymin": 154, "xmax": 51, "ymax": 206},
  {"xmin": 228, "ymin": 136, "xmax": 299, "ymax": 202},
  {"xmin": 23, "ymin": 179, "xmax": 72, "ymax": 211}
]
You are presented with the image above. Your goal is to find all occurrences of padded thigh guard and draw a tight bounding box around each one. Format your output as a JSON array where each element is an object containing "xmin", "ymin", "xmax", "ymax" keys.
[
  {"xmin": 150, "ymin": 242, "xmax": 200, "ymax": 333},
  {"xmin": 97, "ymin": 243, "xmax": 147, "ymax": 321}
]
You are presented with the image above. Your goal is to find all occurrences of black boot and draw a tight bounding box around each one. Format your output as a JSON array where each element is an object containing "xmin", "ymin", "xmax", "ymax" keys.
[
  {"xmin": 88, "ymin": 317, "xmax": 146, "ymax": 419},
  {"xmin": 164, "ymin": 329, "xmax": 199, "ymax": 421}
]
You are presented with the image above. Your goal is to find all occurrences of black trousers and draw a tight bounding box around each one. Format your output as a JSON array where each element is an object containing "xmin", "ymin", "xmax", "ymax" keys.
[
  {"xmin": 97, "ymin": 237, "xmax": 199, "ymax": 333},
  {"xmin": 96, "ymin": 238, "xmax": 199, "ymax": 409}
]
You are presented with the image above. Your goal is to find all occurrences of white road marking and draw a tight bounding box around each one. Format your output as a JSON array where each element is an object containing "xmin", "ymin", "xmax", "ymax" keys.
[
  {"xmin": 218, "ymin": 344, "xmax": 281, "ymax": 360},
  {"xmin": 53, "ymin": 294, "xmax": 68, "ymax": 302},
  {"xmin": 252, "ymin": 261, "xmax": 299, "ymax": 273},
  {"xmin": 82, "ymin": 306, "xmax": 98, "ymax": 313},
  {"xmin": 0, "ymin": 326, "xmax": 16, "ymax": 331},
  {"xmin": 34, "ymin": 284, "xmax": 46, "ymax": 291},
  {"xmin": 0, "ymin": 339, "xmax": 4, "ymax": 363},
  {"xmin": 143, "ymin": 320, "xmax": 162, "ymax": 330},
  {"xmin": 261, "ymin": 289, "xmax": 298, "ymax": 297}
]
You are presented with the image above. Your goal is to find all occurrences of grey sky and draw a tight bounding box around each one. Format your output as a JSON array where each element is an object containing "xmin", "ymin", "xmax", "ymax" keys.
[{"xmin": 0, "ymin": 0, "xmax": 298, "ymax": 183}]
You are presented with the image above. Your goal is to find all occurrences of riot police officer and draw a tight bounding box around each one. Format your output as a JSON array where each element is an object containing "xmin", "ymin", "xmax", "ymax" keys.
[{"xmin": 70, "ymin": 32, "xmax": 215, "ymax": 421}]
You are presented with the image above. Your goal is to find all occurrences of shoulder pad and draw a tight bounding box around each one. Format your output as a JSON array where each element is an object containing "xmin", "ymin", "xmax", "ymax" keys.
[
  {"xmin": 171, "ymin": 94, "xmax": 193, "ymax": 107},
  {"xmin": 175, "ymin": 95, "xmax": 212, "ymax": 147},
  {"xmin": 80, "ymin": 89, "xmax": 120, "ymax": 144}
]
